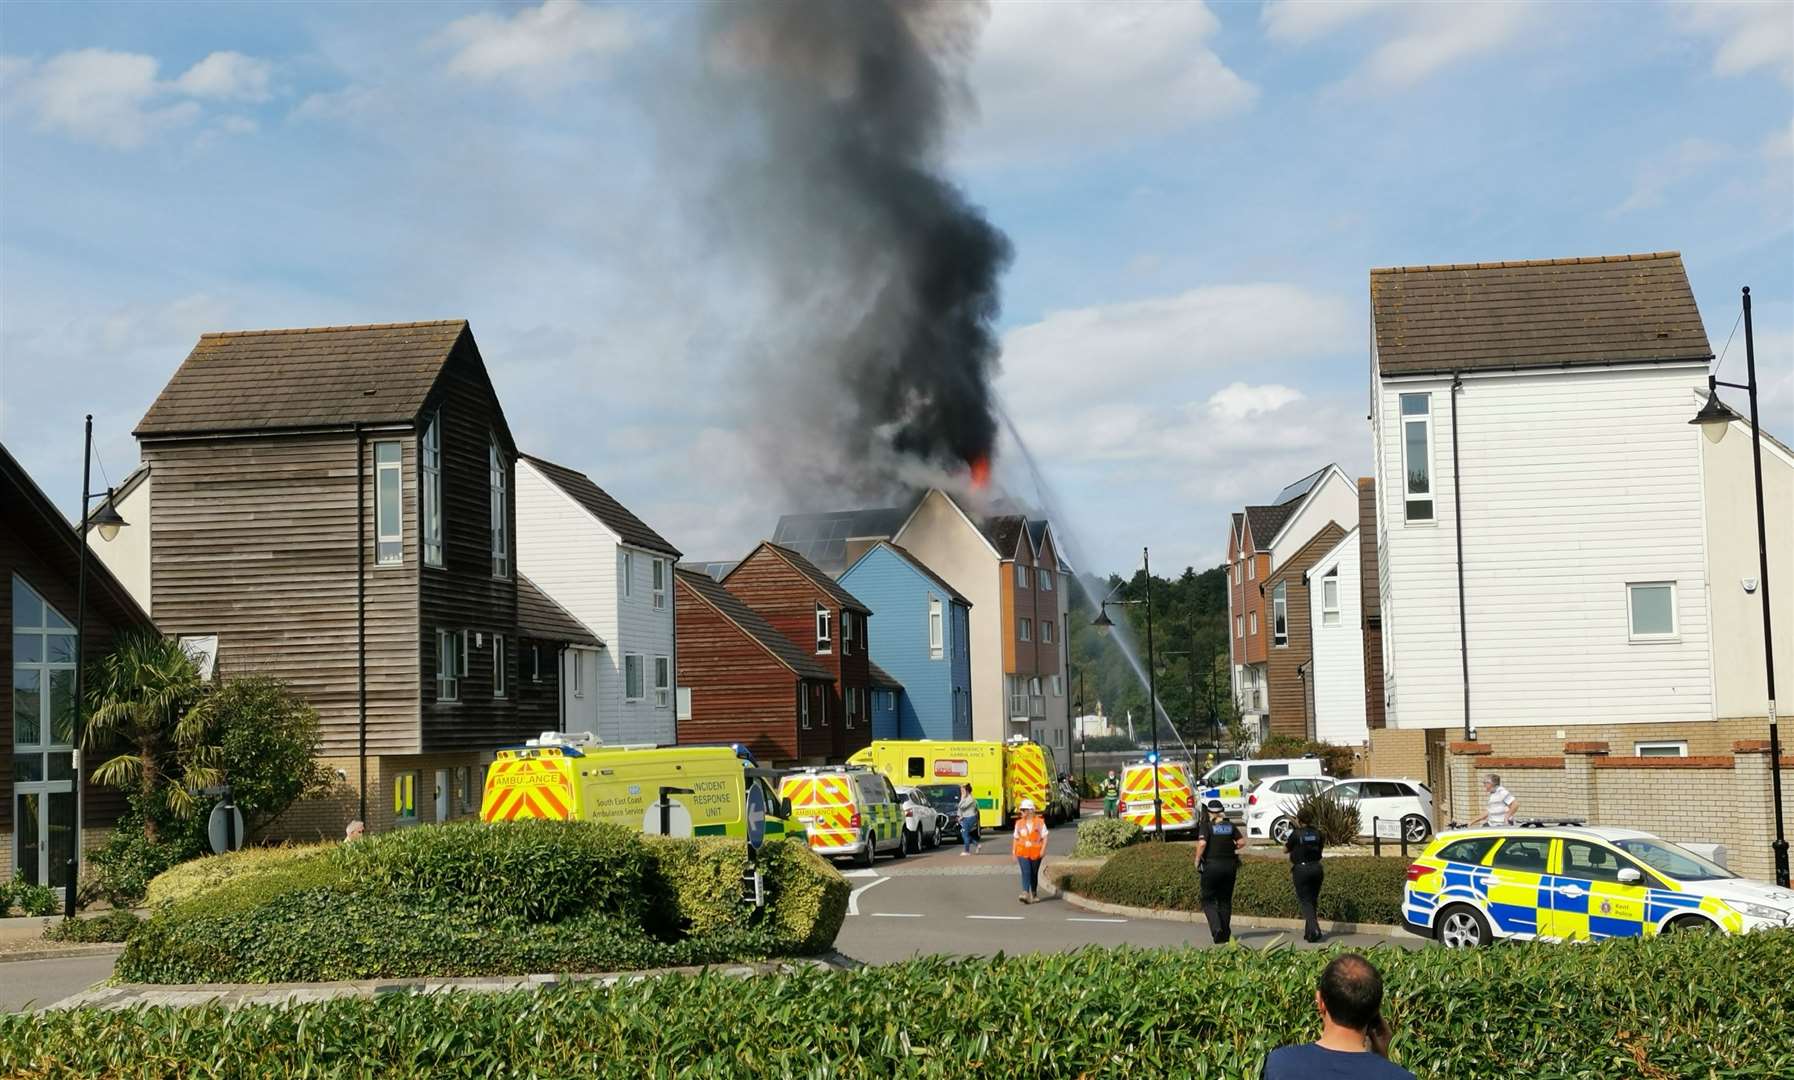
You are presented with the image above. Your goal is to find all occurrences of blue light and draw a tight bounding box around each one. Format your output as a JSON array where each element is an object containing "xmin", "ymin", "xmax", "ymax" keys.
[{"xmin": 1146, "ymin": 751, "xmax": 1159, "ymax": 764}]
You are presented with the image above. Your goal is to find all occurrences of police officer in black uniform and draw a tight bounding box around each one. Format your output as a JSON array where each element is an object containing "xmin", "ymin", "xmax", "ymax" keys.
[
  {"xmin": 1195, "ymin": 797, "xmax": 1245, "ymax": 944},
  {"xmin": 1285, "ymin": 806, "xmax": 1326, "ymax": 943}
]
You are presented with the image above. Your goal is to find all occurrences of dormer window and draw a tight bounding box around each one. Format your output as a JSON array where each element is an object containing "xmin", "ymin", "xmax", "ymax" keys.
[{"xmin": 815, "ymin": 604, "xmax": 832, "ymax": 654}]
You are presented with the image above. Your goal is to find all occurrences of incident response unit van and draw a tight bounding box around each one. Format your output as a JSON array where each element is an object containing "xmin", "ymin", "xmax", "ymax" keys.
[
  {"xmin": 847, "ymin": 737, "xmax": 1064, "ymax": 827},
  {"xmin": 1199, "ymin": 757, "xmax": 1325, "ymax": 820},
  {"xmin": 479, "ymin": 732, "xmax": 794, "ymax": 841},
  {"xmin": 778, "ymin": 765, "xmax": 905, "ymax": 867},
  {"xmin": 1119, "ymin": 756, "xmax": 1197, "ymax": 834}
]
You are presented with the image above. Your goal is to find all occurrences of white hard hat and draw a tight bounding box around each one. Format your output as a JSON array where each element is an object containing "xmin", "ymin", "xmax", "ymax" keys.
[{"xmin": 1018, "ymin": 799, "xmax": 1037, "ymax": 811}]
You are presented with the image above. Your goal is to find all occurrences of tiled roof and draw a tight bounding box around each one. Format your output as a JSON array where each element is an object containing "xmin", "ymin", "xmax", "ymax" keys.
[
  {"xmin": 516, "ymin": 574, "xmax": 602, "ymax": 647},
  {"xmin": 866, "ymin": 542, "xmax": 971, "ymax": 606},
  {"xmin": 136, "ymin": 321, "xmax": 468, "ymax": 436},
  {"xmin": 981, "ymin": 514, "xmax": 1027, "ymax": 556},
  {"xmin": 750, "ymin": 543, "xmax": 872, "ymax": 614},
  {"xmin": 522, "ymin": 455, "xmax": 681, "ymax": 558},
  {"xmin": 1243, "ymin": 503, "xmax": 1297, "ymax": 551},
  {"xmin": 867, "ymin": 661, "xmax": 902, "ymax": 690},
  {"xmin": 1370, "ymin": 252, "xmax": 1712, "ymax": 376},
  {"xmin": 676, "ymin": 569, "xmax": 832, "ymax": 680}
]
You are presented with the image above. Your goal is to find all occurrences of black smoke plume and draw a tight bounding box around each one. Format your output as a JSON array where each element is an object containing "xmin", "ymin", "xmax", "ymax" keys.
[{"xmin": 697, "ymin": 0, "xmax": 1011, "ymax": 500}]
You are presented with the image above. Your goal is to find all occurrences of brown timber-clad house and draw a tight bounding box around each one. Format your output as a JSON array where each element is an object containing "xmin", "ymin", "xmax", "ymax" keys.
[
  {"xmin": 673, "ymin": 569, "xmax": 833, "ymax": 765},
  {"xmin": 131, "ymin": 321, "xmax": 591, "ymax": 836},
  {"xmin": 2, "ymin": 444, "xmax": 155, "ymax": 888},
  {"xmin": 1263, "ymin": 522, "xmax": 1348, "ymax": 740}
]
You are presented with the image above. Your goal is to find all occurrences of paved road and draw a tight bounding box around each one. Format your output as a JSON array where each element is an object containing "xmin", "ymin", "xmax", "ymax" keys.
[{"xmin": 0, "ymin": 950, "xmax": 120, "ymax": 1013}]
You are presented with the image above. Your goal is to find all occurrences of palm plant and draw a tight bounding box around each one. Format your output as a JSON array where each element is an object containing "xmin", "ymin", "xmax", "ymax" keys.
[{"xmin": 84, "ymin": 632, "xmax": 220, "ymax": 838}]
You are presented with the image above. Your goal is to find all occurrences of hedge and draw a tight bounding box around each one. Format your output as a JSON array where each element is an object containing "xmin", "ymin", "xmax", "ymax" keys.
[
  {"xmin": 1071, "ymin": 842, "xmax": 1408, "ymax": 925},
  {"xmin": 142, "ymin": 843, "xmax": 334, "ymax": 909},
  {"xmin": 1069, "ymin": 817, "xmax": 1142, "ymax": 859},
  {"xmin": 7, "ymin": 933, "xmax": 1790, "ymax": 1077},
  {"xmin": 116, "ymin": 824, "xmax": 847, "ymax": 984},
  {"xmin": 41, "ymin": 910, "xmax": 143, "ymax": 944}
]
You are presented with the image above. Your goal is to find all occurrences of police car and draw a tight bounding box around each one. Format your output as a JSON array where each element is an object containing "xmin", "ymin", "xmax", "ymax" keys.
[{"xmin": 1403, "ymin": 821, "xmax": 1794, "ymax": 948}]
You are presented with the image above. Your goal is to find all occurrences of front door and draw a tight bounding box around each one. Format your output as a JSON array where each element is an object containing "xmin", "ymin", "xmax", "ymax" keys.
[
  {"xmin": 1485, "ymin": 837, "xmax": 1555, "ymax": 939},
  {"xmin": 434, "ymin": 769, "xmax": 451, "ymax": 822},
  {"xmin": 1549, "ymin": 839, "xmax": 1650, "ymax": 940},
  {"xmin": 11, "ymin": 575, "xmax": 79, "ymax": 893}
]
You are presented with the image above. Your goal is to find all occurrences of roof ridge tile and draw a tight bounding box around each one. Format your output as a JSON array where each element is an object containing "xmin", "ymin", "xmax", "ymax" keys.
[{"xmin": 1370, "ymin": 251, "xmax": 1680, "ymax": 276}]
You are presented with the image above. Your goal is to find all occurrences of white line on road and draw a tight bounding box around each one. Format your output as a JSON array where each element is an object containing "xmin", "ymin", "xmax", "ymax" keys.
[
  {"xmin": 965, "ymin": 915, "xmax": 1025, "ymax": 921},
  {"xmin": 869, "ymin": 912, "xmax": 924, "ymax": 918},
  {"xmin": 840, "ymin": 869, "xmax": 880, "ymax": 879},
  {"xmin": 1066, "ymin": 917, "xmax": 1128, "ymax": 924},
  {"xmin": 846, "ymin": 876, "xmax": 888, "ymax": 916}
]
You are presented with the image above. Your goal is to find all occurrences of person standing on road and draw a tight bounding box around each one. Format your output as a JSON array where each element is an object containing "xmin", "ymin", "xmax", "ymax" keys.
[
  {"xmin": 957, "ymin": 783, "xmax": 981, "ymax": 855},
  {"xmin": 1194, "ymin": 798, "xmax": 1245, "ymax": 943},
  {"xmin": 1102, "ymin": 770, "xmax": 1120, "ymax": 818},
  {"xmin": 1286, "ymin": 807, "xmax": 1326, "ymax": 943},
  {"xmin": 1469, "ymin": 774, "xmax": 1518, "ymax": 827},
  {"xmin": 1013, "ymin": 798, "xmax": 1049, "ymax": 903},
  {"xmin": 1261, "ymin": 953, "xmax": 1414, "ymax": 1079}
]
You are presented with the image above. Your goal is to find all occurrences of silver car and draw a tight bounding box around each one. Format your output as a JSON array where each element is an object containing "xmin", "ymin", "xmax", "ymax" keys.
[{"xmin": 896, "ymin": 787, "xmax": 945, "ymax": 854}]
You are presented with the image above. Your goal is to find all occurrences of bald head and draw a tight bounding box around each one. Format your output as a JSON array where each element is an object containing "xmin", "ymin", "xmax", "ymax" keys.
[{"xmin": 1319, "ymin": 953, "xmax": 1384, "ymax": 1032}]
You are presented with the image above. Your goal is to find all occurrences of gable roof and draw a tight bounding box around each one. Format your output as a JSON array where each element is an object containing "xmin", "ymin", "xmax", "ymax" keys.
[
  {"xmin": 1266, "ymin": 521, "xmax": 1349, "ymax": 586},
  {"xmin": 136, "ymin": 320, "xmax": 472, "ymax": 437},
  {"xmin": 521, "ymin": 455, "xmax": 681, "ymax": 558},
  {"xmin": 676, "ymin": 569, "xmax": 832, "ymax": 680},
  {"xmin": 770, "ymin": 503, "xmax": 914, "ymax": 574},
  {"xmin": 1271, "ymin": 465, "xmax": 1330, "ymax": 506},
  {"xmin": 516, "ymin": 574, "xmax": 603, "ymax": 647},
  {"xmin": 1, "ymin": 442, "xmax": 153, "ymax": 632},
  {"xmin": 1370, "ymin": 252, "xmax": 1712, "ymax": 377},
  {"xmin": 843, "ymin": 541, "xmax": 971, "ymax": 606},
  {"xmin": 867, "ymin": 660, "xmax": 902, "ymax": 690},
  {"xmin": 981, "ymin": 514, "xmax": 1028, "ymax": 557},
  {"xmin": 85, "ymin": 463, "xmax": 150, "ymax": 528},
  {"xmin": 893, "ymin": 488, "xmax": 1002, "ymax": 560},
  {"xmin": 1243, "ymin": 503, "xmax": 1297, "ymax": 552},
  {"xmin": 1303, "ymin": 526, "xmax": 1360, "ymax": 584},
  {"xmin": 731, "ymin": 542, "xmax": 872, "ymax": 614}
]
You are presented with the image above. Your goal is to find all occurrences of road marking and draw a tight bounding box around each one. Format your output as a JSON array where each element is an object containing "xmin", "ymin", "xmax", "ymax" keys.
[
  {"xmin": 840, "ymin": 869, "xmax": 879, "ymax": 879},
  {"xmin": 846, "ymin": 876, "xmax": 888, "ymax": 916},
  {"xmin": 966, "ymin": 915, "xmax": 1025, "ymax": 921},
  {"xmin": 1066, "ymin": 917, "xmax": 1128, "ymax": 924},
  {"xmin": 870, "ymin": 912, "xmax": 924, "ymax": 918}
]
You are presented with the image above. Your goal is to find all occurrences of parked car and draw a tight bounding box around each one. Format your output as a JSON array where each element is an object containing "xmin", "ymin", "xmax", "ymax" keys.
[
  {"xmin": 911, "ymin": 783, "xmax": 970, "ymax": 837},
  {"xmin": 1329, "ymin": 778, "xmax": 1434, "ymax": 843},
  {"xmin": 896, "ymin": 787, "xmax": 946, "ymax": 853},
  {"xmin": 1243, "ymin": 775, "xmax": 1339, "ymax": 843}
]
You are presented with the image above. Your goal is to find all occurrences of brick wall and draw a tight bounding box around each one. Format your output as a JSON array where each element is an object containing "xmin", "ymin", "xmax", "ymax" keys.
[
  {"xmin": 1366, "ymin": 728, "xmax": 1427, "ymax": 782},
  {"xmin": 260, "ymin": 752, "xmax": 490, "ymax": 843}
]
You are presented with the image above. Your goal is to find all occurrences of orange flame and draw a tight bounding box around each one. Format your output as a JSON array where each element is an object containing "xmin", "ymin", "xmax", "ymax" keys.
[{"xmin": 969, "ymin": 454, "xmax": 991, "ymax": 491}]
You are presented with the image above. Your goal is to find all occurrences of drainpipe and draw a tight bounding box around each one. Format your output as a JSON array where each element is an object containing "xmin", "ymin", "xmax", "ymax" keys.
[
  {"xmin": 355, "ymin": 424, "xmax": 368, "ymax": 824},
  {"xmin": 1450, "ymin": 373, "xmax": 1471, "ymax": 741}
]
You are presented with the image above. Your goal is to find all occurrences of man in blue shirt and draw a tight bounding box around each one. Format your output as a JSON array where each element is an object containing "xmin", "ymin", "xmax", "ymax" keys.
[{"xmin": 1262, "ymin": 954, "xmax": 1415, "ymax": 1079}]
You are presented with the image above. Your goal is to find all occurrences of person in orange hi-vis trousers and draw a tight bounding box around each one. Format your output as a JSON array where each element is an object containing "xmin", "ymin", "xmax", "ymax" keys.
[{"xmin": 1013, "ymin": 799, "xmax": 1049, "ymax": 903}]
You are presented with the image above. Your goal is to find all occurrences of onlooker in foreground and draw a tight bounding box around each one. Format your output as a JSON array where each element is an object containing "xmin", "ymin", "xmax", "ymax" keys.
[
  {"xmin": 1285, "ymin": 806, "xmax": 1326, "ymax": 943},
  {"xmin": 957, "ymin": 783, "xmax": 981, "ymax": 855},
  {"xmin": 1262, "ymin": 953, "xmax": 1415, "ymax": 1079},
  {"xmin": 1012, "ymin": 798, "xmax": 1049, "ymax": 903},
  {"xmin": 1469, "ymin": 773, "xmax": 1518, "ymax": 827}
]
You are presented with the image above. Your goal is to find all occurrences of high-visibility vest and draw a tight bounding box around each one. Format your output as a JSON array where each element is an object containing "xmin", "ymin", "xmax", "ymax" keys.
[{"xmin": 1012, "ymin": 815, "xmax": 1048, "ymax": 858}]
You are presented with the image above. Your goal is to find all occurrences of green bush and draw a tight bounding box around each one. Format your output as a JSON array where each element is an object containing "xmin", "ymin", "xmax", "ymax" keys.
[
  {"xmin": 11, "ymin": 874, "xmax": 56, "ymax": 917},
  {"xmin": 1070, "ymin": 817, "xmax": 1143, "ymax": 859},
  {"xmin": 42, "ymin": 910, "xmax": 142, "ymax": 944},
  {"xmin": 1074, "ymin": 843, "xmax": 1408, "ymax": 925},
  {"xmin": 0, "ymin": 877, "xmax": 13, "ymax": 917},
  {"xmin": 1291, "ymin": 790, "xmax": 1360, "ymax": 846},
  {"xmin": 143, "ymin": 843, "xmax": 334, "ymax": 909},
  {"xmin": 203, "ymin": 676, "xmax": 336, "ymax": 837},
  {"xmin": 638, "ymin": 835, "xmax": 754, "ymax": 939},
  {"xmin": 8, "ymin": 933, "xmax": 1792, "ymax": 1078},
  {"xmin": 1080, "ymin": 734, "xmax": 1139, "ymax": 752},
  {"xmin": 1257, "ymin": 736, "xmax": 1354, "ymax": 779},
  {"xmin": 86, "ymin": 822, "xmax": 195, "ymax": 909},
  {"xmin": 754, "ymin": 838, "xmax": 849, "ymax": 954}
]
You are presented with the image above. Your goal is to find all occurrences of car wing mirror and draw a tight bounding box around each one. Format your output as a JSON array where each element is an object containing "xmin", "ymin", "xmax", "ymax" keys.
[
  {"xmin": 779, "ymin": 797, "xmax": 793, "ymax": 819},
  {"xmin": 1617, "ymin": 867, "xmax": 1641, "ymax": 885}
]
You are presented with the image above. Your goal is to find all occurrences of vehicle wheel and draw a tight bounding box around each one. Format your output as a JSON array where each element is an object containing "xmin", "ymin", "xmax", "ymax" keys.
[
  {"xmin": 895, "ymin": 829, "xmax": 910, "ymax": 858},
  {"xmin": 1270, "ymin": 817, "xmax": 1294, "ymax": 845},
  {"xmin": 1667, "ymin": 914, "xmax": 1717, "ymax": 934},
  {"xmin": 857, "ymin": 834, "xmax": 876, "ymax": 868},
  {"xmin": 926, "ymin": 824, "xmax": 940, "ymax": 850},
  {"xmin": 1402, "ymin": 815, "xmax": 1432, "ymax": 844},
  {"xmin": 1435, "ymin": 904, "xmax": 1491, "ymax": 949}
]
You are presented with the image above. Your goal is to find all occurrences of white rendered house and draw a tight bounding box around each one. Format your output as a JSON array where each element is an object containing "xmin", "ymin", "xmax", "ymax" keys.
[
  {"xmin": 515, "ymin": 455, "xmax": 682, "ymax": 746},
  {"xmin": 1304, "ymin": 526, "xmax": 1368, "ymax": 747}
]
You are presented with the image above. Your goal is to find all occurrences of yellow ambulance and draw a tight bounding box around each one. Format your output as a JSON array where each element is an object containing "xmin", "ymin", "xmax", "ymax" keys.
[
  {"xmin": 1119, "ymin": 755, "xmax": 1197, "ymax": 834},
  {"xmin": 847, "ymin": 737, "xmax": 1062, "ymax": 828},
  {"xmin": 479, "ymin": 732, "xmax": 794, "ymax": 842},
  {"xmin": 778, "ymin": 766, "xmax": 906, "ymax": 868}
]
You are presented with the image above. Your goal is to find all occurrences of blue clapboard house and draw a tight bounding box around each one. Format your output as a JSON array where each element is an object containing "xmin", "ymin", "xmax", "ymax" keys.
[{"xmin": 840, "ymin": 542, "xmax": 973, "ymax": 741}]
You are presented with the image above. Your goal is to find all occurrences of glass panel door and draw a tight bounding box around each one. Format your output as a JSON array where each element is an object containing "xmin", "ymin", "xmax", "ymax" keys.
[
  {"xmin": 47, "ymin": 791, "xmax": 76, "ymax": 889},
  {"xmin": 14, "ymin": 792, "xmax": 41, "ymax": 886}
]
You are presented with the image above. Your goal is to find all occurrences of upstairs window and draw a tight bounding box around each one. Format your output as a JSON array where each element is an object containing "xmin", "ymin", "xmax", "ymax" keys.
[
  {"xmin": 845, "ymin": 688, "xmax": 859, "ymax": 729},
  {"xmin": 928, "ymin": 597, "xmax": 944, "ymax": 659},
  {"xmin": 488, "ymin": 440, "xmax": 509, "ymax": 578},
  {"xmin": 799, "ymin": 687, "xmax": 812, "ymax": 730},
  {"xmin": 1247, "ymin": 559, "xmax": 1255, "ymax": 581},
  {"xmin": 492, "ymin": 634, "xmax": 507, "ymax": 698},
  {"xmin": 374, "ymin": 441, "xmax": 402, "ymax": 565},
  {"xmin": 570, "ymin": 650, "xmax": 582, "ymax": 695},
  {"xmin": 651, "ymin": 558, "xmax": 667, "ymax": 610},
  {"xmin": 654, "ymin": 656, "xmax": 671, "ymax": 708},
  {"xmin": 1038, "ymin": 568, "xmax": 1053, "ymax": 592},
  {"xmin": 1627, "ymin": 582, "xmax": 1677, "ymax": 641},
  {"xmin": 1015, "ymin": 564, "xmax": 1031, "ymax": 589},
  {"xmin": 1041, "ymin": 620, "xmax": 1054, "ymax": 644},
  {"xmin": 677, "ymin": 686, "xmax": 692, "ymax": 721},
  {"xmin": 421, "ymin": 413, "xmax": 442, "ymax": 567},
  {"xmin": 621, "ymin": 551, "xmax": 634, "ymax": 598},
  {"xmin": 1400, "ymin": 393, "xmax": 1434, "ymax": 522},
  {"xmin": 624, "ymin": 654, "xmax": 644, "ymax": 701},
  {"xmin": 1249, "ymin": 612, "xmax": 1258, "ymax": 636},
  {"xmin": 843, "ymin": 610, "xmax": 856, "ymax": 655},
  {"xmin": 815, "ymin": 604, "xmax": 832, "ymax": 654},
  {"xmin": 437, "ymin": 629, "xmax": 464, "ymax": 702},
  {"xmin": 1018, "ymin": 618, "xmax": 1031, "ymax": 642},
  {"xmin": 1236, "ymin": 615, "xmax": 1243, "ymax": 638},
  {"xmin": 530, "ymin": 644, "xmax": 543, "ymax": 684},
  {"xmin": 1272, "ymin": 582, "xmax": 1288, "ymax": 646},
  {"xmin": 1322, "ymin": 571, "xmax": 1340, "ymax": 627}
]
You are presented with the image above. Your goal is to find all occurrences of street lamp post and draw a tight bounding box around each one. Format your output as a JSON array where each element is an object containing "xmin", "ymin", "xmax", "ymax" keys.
[
  {"xmin": 1096, "ymin": 547, "xmax": 1160, "ymax": 835},
  {"xmin": 68, "ymin": 414, "xmax": 129, "ymax": 918},
  {"xmin": 1689, "ymin": 285, "xmax": 1787, "ymax": 889}
]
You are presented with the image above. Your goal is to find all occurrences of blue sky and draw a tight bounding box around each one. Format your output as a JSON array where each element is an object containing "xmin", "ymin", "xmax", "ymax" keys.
[{"xmin": 2, "ymin": 1, "xmax": 1790, "ymax": 576}]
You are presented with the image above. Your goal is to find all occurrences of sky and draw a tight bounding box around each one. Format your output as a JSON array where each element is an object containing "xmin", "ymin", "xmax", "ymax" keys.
[{"xmin": 2, "ymin": 0, "xmax": 1790, "ymax": 578}]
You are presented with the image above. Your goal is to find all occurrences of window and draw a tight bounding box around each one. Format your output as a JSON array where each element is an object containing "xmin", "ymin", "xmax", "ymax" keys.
[
  {"xmin": 456, "ymin": 766, "xmax": 474, "ymax": 814},
  {"xmin": 1041, "ymin": 620, "xmax": 1054, "ymax": 644},
  {"xmin": 437, "ymin": 629, "xmax": 463, "ymax": 702},
  {"xmin": 530, "ymin": 644, "xmax": 543, "ymax": 684},
  {"xmin": 1322, "ymin": 571, "xmax": 1340, "ymax": 627},
  {"xmin": 1039, "ymin": 568, "xmax": 1053, "ymax": 591},
  {"xmin": 621, "ymin": 551, "xmax": 634, "ymax": 598},
  {"xmin": 1272, "ymin": 582, "xmax": 1288, "ymax": 646},
  {"xmin": 845, "ymin": 688, "xmax": 858, "ymax": 729},
  {"xmin": 1018, "ymin": 618, "xmax": 1031, "ymax": 642},
  {"xmin": 800, "ymin": 688, "xmax": 812, "ymax": 730},
  {"xmin": 1050, "ymin": 674, "xmax": 1063, "ymax": 697},
  {"xmin": 844, "ymin": 610, "xmax": 856, "ymax": 655},
  {"xmin": 1249, "ymin": 612, "xmax": 1258, "ymax": 636},
  {"xmin": 488, "ymin": 440, "xmax": 508, "ymax": 578},
  {"xmin": 421, "ymin": 413, "xmax": 442, "ymax": 566},
  {"xmin": 570, "ymin": 651, "xmax": 582, "ymax": 696},
  {"xmin": 654, "ymin": 656, "xmax": 671, "ymax": 708},
  {"xmin": 1627, "ymin": 582, "xmax": 1677, "ymax": 641},
  {"xmin": 1247, "ymin": 559, "xmax": 1255, "ymax": 581},
  {"xmin": 1561, "ymin": 840, "xmax": 1646, "ymax": 885},
  {"xmin": 651, "ymin": 558, "xmax": 667, "ymax": 610},
  {"xmin": 624, "ymin": 654, "xmax": 644, "ymax": 701},
  {"xmin": 1634, "ymin": 741, "xmax": 1688, "ymax": 758},
  {"xmin": 677, "ymin": 687, "xmax": 692, "ymax": 721},
  {"xmin": 1399, "ymin": 393, "xmax": 1434, "ymax": 522},
  {"xmin": 1490, "ymin": 838, "xmax": 1552, "ymax": 873},
  {"xmin": 12, "ymin": 574, "xmax": 78, "ymax": 881},
  {"xmin": 819, "ymin": 685, "xmax": 829, "ymax": 726},
  {"xmin": 815, "ymin": 605, "xmax": 832, "ymax": 653},
  {"xmin": 1435, "ymin": 837, "xmax": 1499, "ymax": 866},
  {"xmin": 1015, "ymin": 563, "xmax": 1030, "ymax": 589},
  {"xmin": 374, "ymin": 441, "xmax": 402, "ymax": 564},
  {"xmin": 492, "ymin": 634, "xmax": 507, "ymax": 698},
  {"xmin": 928, "ymin": 597, "xmax": 944, "ymax": 658},
  {"xmin": 393, "ymin": 771, "xmax": 418, "ymax": 824},
  {"xmin": 1236, "ymin": 615, "xmax": 1243, "ymax": 638}
]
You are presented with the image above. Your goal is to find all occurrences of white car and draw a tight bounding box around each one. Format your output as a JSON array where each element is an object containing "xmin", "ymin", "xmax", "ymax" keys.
[
  {"xmin": 1330, "ymin": 778, "xmax": 1435, "ymax": 844},
  {"xmin": 896, "ymin": 788, "xmax": 944, "ymax": 854},
  {"xmin": 1244, "ymin": 775, "xmax": 1338, "ymax": 843}
]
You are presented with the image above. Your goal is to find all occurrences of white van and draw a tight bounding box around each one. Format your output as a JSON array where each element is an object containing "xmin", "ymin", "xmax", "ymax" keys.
[{"xmin": 1199, "ymin": 758, "xmax": 1325, "ymax": 820}]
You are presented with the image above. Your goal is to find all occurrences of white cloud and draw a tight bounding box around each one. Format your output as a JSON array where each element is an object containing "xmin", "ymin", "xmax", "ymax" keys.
[
  {"xmin": 965, "ymin": 1, "xmax": 1255, "ymax": 164},
  {"xmin": 1206, "ymin": 382, "xmax": 1303, "ymax": 420},
  {"xmin": 3, "ymin": 47, "xmax": 274, "ymax": 149},
  {"xmin": 1676, "ymin": 0, "xmax": 1794, "ymax": 84},
  {"xmin": 173, "ymin": 51, "xmax": 273, "ymax": 102},
  {"xmin": 1263, "ymin": 0, "xmax": 1540, "ymax": 93},
  {"xmin": 1611, "ymin": 137, "xmax": 1732, "ymax": 215},
  {"xmin": 436, "ymin": 0, "xmax": 635, "ymax": 89}
]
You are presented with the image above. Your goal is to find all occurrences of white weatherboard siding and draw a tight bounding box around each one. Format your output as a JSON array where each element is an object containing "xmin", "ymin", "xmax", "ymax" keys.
[
  {"xmin": 515, "ymin": 461, "xmax": 676, "ymax": 746},
  {"xmin": 1307, "ymin": 528, "xmax": 1367, "ymax": 745},
  {"xmin": 1702, "ymin": 414, "xmax": 1793, "ymax": 721},
  {"xmin": 1268, "ymin": 468, "xmax": 1359, "ymax": 572},
  {"xmin": 1377, "ymin": 364, "xmax": 1713, "ymax": 730},
  {"xmin": 560, "ymin": 646, "xmax": 601, "ymax": 735}
]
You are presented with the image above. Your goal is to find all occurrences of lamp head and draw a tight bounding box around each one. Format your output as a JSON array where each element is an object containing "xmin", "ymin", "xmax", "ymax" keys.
[
  {"xmin": 1689, "ymin": 377, "xmax": 1740, "ymax": 443},
  {"xmin": 1092, "ymin": 608, "xmax": 1115, "ymax": 630},
  {"xmin": 92, "ymin": 498, "xmax": 127, "ymax": 542}
]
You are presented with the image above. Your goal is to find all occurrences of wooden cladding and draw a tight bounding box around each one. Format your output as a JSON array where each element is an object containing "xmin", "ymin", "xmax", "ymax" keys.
[
  {"xmin": 674, "ymin": 575, "xmax": 814, "ymax": 763},
  {"xmin": 1265, "ymin": 523, "xmax": 1347, "ymax": 740}
]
